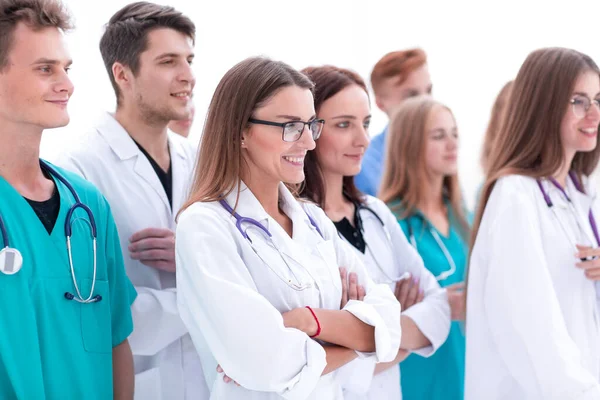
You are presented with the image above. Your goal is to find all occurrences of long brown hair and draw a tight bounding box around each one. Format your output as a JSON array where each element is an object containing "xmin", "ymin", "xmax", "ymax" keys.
[
  {"xmin": 179, "ymin": 57, "xmax": 313, "ymax": 215},
  {"xmin": 480, "ymin": 80, "xmax": 514, "ymax": 175},
  {"xmin": 471, "ymin": 48, "xmax": 600, "ymax": 254},
  {"xmin": 299, "ymin": 65, "xmax": 369, "ymax": 208},
  {"xmin": 378, "ymin": 96, "xmax": 469, "ymax": 239}
]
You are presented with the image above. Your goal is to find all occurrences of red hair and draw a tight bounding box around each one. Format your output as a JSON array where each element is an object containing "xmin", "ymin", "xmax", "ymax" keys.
[{"xmin": 370, "ymin": 48, "xmax": 427, "ymax": 97}]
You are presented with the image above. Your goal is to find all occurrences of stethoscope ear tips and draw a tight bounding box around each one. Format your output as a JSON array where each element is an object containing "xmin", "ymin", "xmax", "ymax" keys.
[{"xmin": 64, "ymin": 292, "xmax": 75, "ymax": 300}]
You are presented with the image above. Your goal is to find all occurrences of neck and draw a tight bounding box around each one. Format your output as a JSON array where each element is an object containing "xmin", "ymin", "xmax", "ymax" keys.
[
  {"xmin": 553, "ymin": 151, "xmax": 576, "ymax": 188},
  {"xmin": 0, "ymin": 122, "xmax": 44, "ymax": 186},
  {"xmin": 420, "ymin": 174, "xmax": 445, "ymax": 214},
  {"xmin": 114, "ymin": 105, "xmax": 169, "ymax": 162},
  {"xmin": 322, "ymin": 172, "xmax": 347, "ymax": 213},
  {"xmin": 242, "ymin": 172, "xmax": 282, "ymax": 218}
]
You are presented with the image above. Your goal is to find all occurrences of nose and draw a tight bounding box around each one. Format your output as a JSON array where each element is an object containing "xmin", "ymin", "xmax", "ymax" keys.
[
  {"xmin": 446, "ymin": 134, "xmax": 458, "ymax": 150},
  {"xmin": 299, "ymin": 124, "xmax": 316, "ymax": 150},
  {"xmin": 179, "ymin": 62, "xmax": 196, "ymax": 88},
  {"xmin": 355, "ymin": 125, "xmax": 370, "ymax": 148},
  {"xmin": 53, "ymin": 69, "xmax": 74, "ymax": 96},
  {"xmin": 586, "ymin": 102, "xmax": 600, "ymax": 123}
]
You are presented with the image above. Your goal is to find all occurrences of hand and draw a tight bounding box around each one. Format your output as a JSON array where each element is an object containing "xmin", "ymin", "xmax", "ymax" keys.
[
  {"xmin": 575, "ymin": 245, "xmax": 600, "ymax": 280},
  {"xmin": 339, "ymin": 267, "xmax": 365, "ymax": 309},
  {"xmin": 216, "ymin": 365, "xmax": 240, "ymax": 386},
  {"xmin": 128, "ymin": 228, "xmax": 176, "ymax": 272},
  {"xmin": 446, "ymin": 282, "xmax": 466, "ymax": 321},
  {"xmin": 394, "ymin": 273, "xmax": 424, "ymax": 311}
]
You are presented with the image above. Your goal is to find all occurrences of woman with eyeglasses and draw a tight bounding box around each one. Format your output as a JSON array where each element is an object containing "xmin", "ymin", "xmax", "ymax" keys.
[
  {"xmin": 379, "ymin": 96, "xmax": 470, "ymax": 400},
  {"xmin": 297, "ymin": 65, "xmax": 450, "ymax": 400},
  {"xmin": 466, "ymin": 48, "xmax": 600, "ymax": 399},
  {"xmin": 174, "ymin": 57, "xmax": 401, "ymax": 399}
]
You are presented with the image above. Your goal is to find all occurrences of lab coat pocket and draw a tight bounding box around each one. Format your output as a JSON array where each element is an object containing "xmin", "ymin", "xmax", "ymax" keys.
[{"xmin": 81, "ymin": 279, "xmax": 112, "ymax": 353}]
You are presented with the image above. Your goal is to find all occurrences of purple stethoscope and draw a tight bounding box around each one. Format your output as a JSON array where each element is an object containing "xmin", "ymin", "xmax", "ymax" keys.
[
  {"xmin": 536, "ymin": 171, "xmax": 600, "ymax": 256},
  {"xmin": 219, "ymin": 199, "xmax": 324, "ymax": 291}
]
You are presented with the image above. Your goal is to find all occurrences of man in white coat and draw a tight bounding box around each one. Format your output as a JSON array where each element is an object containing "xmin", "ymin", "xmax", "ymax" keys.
[{"xmin": 54, "ymin": 2, "xmax": 207, "ymax": 399}]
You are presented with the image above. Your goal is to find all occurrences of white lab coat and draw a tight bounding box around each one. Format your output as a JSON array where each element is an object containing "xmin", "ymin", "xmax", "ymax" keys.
[
  {"xmin": 53, "ymin": 112, "xmax": 208, "ymax": 400},
  {"xmin": 466, "ymin": 174, "xmax": 600, "ymax": 400},
  {"xmin": 339, "ymin": 196, "xmax": 450, "ymax": 400},
  {"xmin": 175, "ymin": 182, "xmax": 401, "ymax": 399}
]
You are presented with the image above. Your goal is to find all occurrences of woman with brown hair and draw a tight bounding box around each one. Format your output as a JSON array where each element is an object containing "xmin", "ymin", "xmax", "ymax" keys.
[
  {"xmin": 174, "ymin": 57, "xmax": 401, "ymax": 399},
  {"xmin": 466, "ymin": 48, "xmax": 600, "ymax": 399},
  {"xmin": 299, "ymin": 65, "xmax": 450, "ymax": 400},
  {"xmin": 379, "ymin": 96, "xmax": 470, "ymax": 400}
]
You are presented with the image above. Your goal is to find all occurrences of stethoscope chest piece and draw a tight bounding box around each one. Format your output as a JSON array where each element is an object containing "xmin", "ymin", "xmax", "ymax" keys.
[{"xmin": 0, "ymin": 247, "xmax": 23, "ymax": 275}]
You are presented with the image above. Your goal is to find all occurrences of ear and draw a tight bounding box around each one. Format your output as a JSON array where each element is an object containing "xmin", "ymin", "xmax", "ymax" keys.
[
  {"xmin": 241, "ymin": 125, "xmax": 250, "ymax": 148},
  {"xmin": 112, "ymin": 62, "xmax": 132, "ymax": 93},
  {"xmin": 374, "ymin": 95, "xmax": 387, "ymax": 114}
]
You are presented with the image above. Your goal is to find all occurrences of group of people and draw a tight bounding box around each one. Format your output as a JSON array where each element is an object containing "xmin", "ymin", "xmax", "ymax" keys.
[{"xmin": 1, "ymin": 0, "xmax": 600, "ymax": 399}]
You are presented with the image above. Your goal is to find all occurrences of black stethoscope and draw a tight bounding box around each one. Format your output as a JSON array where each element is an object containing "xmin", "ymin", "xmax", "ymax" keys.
[{"xmin": 0, "ymin": 160, "xmax": 101, "ymax": 303}]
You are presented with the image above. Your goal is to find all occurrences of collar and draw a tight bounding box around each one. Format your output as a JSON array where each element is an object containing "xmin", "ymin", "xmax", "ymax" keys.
[
  {"xmin": 95, "ymin": 112, "xmax": 188, "ymax": 162},
  {"xmin": 222, "ymin": 181, "xmax": 316, "ymax": 240}
]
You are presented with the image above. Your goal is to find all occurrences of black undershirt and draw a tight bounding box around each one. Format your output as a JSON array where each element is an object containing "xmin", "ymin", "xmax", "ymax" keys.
[
  {"xmin": 134, "ymin": 140, "xmax": 173, "ymax": 208},
  {"xmin": 333, "ymin": 203, "xmax": 366, "ymax": 253},
  {"xmin": 25, "ymin": 168, "xmax": 60, "ymax": 234}
]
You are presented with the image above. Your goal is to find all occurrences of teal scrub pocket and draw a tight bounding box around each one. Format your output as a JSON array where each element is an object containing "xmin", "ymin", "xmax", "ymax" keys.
[{"xmin": 81, "ymin": 279, "xmax": 112, "ymax": 353}]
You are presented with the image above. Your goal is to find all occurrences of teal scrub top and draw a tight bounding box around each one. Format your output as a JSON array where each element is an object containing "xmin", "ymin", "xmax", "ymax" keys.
[
  {"xmin": 0, "ymin": 162, "xmax": 136, "ymax": 400},
  {"xmin": 388, "ymin": 199, "xmax": 468, "ymax": 400}
]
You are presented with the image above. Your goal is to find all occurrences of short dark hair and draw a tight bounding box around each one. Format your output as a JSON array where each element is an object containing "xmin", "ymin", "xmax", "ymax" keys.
[
  {"xmin": 299, "ymin": 65, "xmax": 369, "ymax": 208},
  {"xmin": 0, "ymin": 0, "xmax": 72, "ymax": 71},
  {"xmin": 99, "ymin": 1, "xmax": 195, "ymax": 105}
]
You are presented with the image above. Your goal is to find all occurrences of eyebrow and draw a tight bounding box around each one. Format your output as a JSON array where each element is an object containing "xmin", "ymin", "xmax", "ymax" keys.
[
  {"xmin": 275, "ymin": 114, "xmax": 317, "ymax": 121},
  {"xmin": 30, "ymin": 58, "xmax": 73, "ymax": 66},
  {"xmin": 155, "ymin": 52, "xmax": 195, "ymax": 60},
  {"xmin": 573, "ymin": 91, "xmax": 600, "ymax": 97},
  {"xmin": 332, "ymin": 114, "xmax": 372, "ymax": 120}
]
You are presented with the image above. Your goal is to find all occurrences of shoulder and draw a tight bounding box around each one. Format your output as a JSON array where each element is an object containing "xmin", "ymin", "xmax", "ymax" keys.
[
  {"xmin": 489, "ymin": 174, "xmax": 538, "ymax": 205},
  {"xmin": 57, "ymin": 127, "xmax": 113, "ymax": 167},
  {"xmin": 46, "ymin": 161, "xmax": 112, "ymax": 213},
  {"xmin": 168, "ymin": 132, "xmax": 198, "ymax": 163},
  {"xmin": 177, "ymin": 200, "xmax": 233, "ymax": 235}
]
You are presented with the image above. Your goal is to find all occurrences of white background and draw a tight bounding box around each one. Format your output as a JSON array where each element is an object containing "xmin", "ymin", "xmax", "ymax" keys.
[{"xmin": 41, "ymin": 0, "xmax": 600, "ymax": 209}]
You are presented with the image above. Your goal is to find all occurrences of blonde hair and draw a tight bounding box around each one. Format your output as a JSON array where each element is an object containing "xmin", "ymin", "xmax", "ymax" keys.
[{"xmin": 379, "ymin": 96, "xmax": 469, "ymax": 239}]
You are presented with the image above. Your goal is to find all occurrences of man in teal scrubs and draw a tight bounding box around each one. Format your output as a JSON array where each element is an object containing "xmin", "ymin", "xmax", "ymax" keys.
[{"xmin": 0, "ymin": 1, "xmax": 135, "ymax": 398}]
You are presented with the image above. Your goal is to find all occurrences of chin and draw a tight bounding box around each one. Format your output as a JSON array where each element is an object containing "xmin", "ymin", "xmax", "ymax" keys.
[{"xmin": 283, "ymin": 173, "xmax": 305, "ymax": 185}]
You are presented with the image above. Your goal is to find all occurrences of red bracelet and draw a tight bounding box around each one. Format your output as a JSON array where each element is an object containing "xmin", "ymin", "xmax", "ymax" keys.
[{"xmin": 305, "ymin": 306, "xmax": 321, "ymax": 338}]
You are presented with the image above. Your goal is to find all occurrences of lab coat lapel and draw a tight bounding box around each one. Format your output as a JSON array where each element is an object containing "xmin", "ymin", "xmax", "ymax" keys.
[
  {"xmin": 96, "ymin": 112, "xmax": 171, "ymax": 214},
  {"xmin": 168, "ymin": 133, "xmax": 191, "ymax": 220},
  {"xmin": 568, "ymin": 178, "xmax": 598, "ymax": 246}
]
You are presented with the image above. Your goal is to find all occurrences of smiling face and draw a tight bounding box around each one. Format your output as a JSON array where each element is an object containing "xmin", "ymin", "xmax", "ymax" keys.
[
  {"xmin": 0, "ymin": 23, "xmax": 73, "ymax": 131},
  {"xmin": 314, "ymin": 84, "xmax": 371, "ymax": 179},
  {"xmin": 560, "ymin": 69, "xmax": 600, "ymax": 161},
  {"xmin": 241, "ymin": 85, "xmax": 317, "ymax": 185},
  {"xmin": 118, "ymin": 28, "xmax": 195, "ymax": 124},
  {"xmin": 424, "ymin": 105, "xmax": 459, "ymax": 177}
]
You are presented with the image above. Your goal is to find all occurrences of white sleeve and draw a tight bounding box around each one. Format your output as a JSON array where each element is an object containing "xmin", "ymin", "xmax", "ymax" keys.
[
  {"xmin": 482, "ymin": 195, "xmax": 600, "ymax": 399},
  {"xmin": 308, "ymin": 204, "xmax": 402, "ymax": 364},
  {"xmin": 383, "ymin": 204, "xmax": 450, "ymax": 357},
  {"xmin": 176, "ymin": 206, "xmax": 327, "ymax": 399}
]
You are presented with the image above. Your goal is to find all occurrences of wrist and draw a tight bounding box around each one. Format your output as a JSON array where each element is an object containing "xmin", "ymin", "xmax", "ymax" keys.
[{"xmin": 304, "ymin": 306, "xmax": 321, "ymax": 338}]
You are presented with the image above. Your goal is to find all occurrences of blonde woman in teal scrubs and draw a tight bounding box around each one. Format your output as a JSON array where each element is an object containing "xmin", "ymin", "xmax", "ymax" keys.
[{"xmin": 380, "ymin": 96, "xmax": 470, "ymax": 400}]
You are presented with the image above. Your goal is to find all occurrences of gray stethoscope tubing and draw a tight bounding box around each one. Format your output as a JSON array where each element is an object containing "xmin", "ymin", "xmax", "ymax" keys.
[{"xmin": 407, "ymin": 219, "xmax": 457, "ymax": 281}]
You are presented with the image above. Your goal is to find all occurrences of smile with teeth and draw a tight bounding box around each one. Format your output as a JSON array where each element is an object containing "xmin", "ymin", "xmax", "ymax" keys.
[
  {"xmin": 283, "ymin": 156, "xmax": 304, "ymax": 164},
  {"xmin": 172, "ymin": 92, "xmax": 190, "ymax": 98},
  {"xmin": 580, "ymin": 127, "xmax": 598, "ymax": 135}
]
